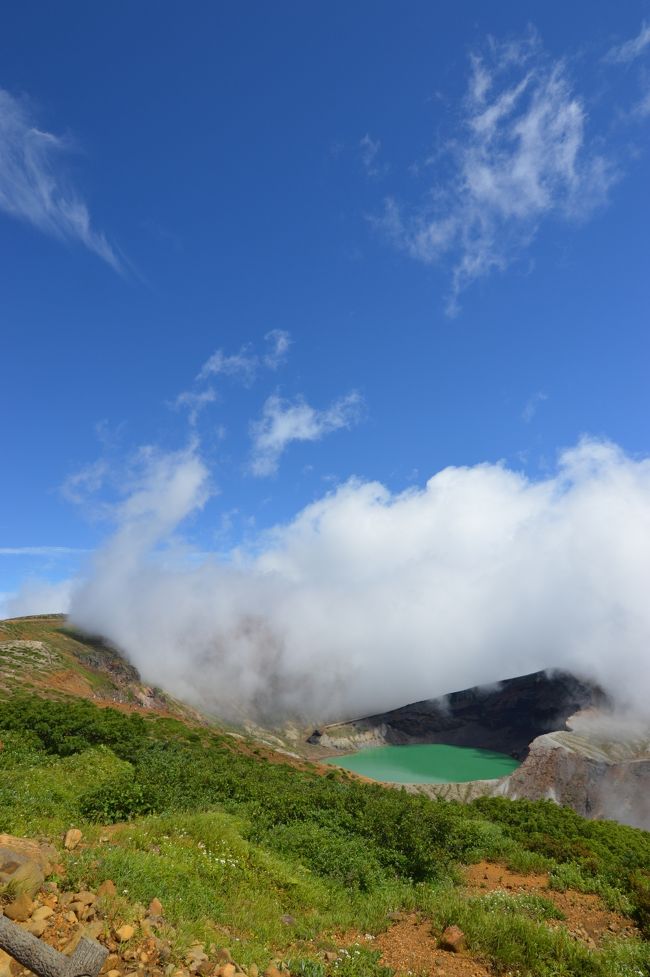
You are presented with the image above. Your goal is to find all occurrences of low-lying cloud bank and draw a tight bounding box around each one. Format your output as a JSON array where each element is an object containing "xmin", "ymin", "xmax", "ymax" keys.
[{"xmin": 8, "ymin": 437, "xmax": 649, "ymax": 723}]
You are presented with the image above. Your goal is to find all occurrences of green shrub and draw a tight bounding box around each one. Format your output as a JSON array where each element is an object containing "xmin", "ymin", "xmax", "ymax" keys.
[
  {"xmin": 262, "ymin": 821, "xmax": 387, "ymax": 891},
  {"xmin": 79, "ymin": 773, "xmax": 156, "ymax": 822},
  {"xmin": 628, "ymin": 870, "xmax": 650, "ymax": 938}
]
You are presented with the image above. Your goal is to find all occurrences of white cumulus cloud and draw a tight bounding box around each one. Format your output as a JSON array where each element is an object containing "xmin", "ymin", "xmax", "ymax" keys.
[
  {"xmin": 57, "ymin": 436, "xmax": 650, "ymax": 724},
  {"xmin": 198, "ymin": 330, "xmax": 291, "ymax": 383},
  {"xmin": 249, "ymin": 391, "xmax": 363, "ymax": 476}
]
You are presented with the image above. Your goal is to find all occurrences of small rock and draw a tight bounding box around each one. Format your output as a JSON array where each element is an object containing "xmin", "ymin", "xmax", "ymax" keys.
[
  {"xmin": 216, "ymin": 966, "xmax": 237, "ymax": 977},
  {"xmin": 65, "ymin": 910, "xmax": 78, "ymax": 924},
  {"xmin": 280, "ymin": 915, "xmax": 295, "ymax": 926},
  {"xmin": 248, "ymin": 967, "xmax": 259, "ymax": 977},
  {"xmin": 439, "ymin": 925, "xmax": 466, "ymax": 954},
  {"xmin": 25, "ymin": 919, "xmax": 47, "ymax": 937},
  {"xmin": 324, "ymin": 952, "xmax": 338, "ymax": 962},
  {"xmin": 106, "ymin": 972, "xmax": 121, "ymax": 977},
  {"xmin": 217, "ymin": 950, "xmax": 233, "ymax": 963},
  {"xmin": 3, "ymin": 892, "xmax": 34, "ymax": 922},
  {"xmin": 75, "ymin": 890, "xmax": 97, "ymax": 906},
  {"xmin": 115, "ymin": 924, "xmax": 136, "ymax": 942},
  {"xmin": 263, "ymin": 968, "xmax": 287, "ymax": 977},
  {"xmin": 0, "ymin": 949, "xmax": 13, "ymax": 977},
  {"xmin": 155, "ymin": 939, "xmax": 172, "ymax": 962},
  {"xmin": 70, "ymin": 901, "xmax": 91, "ymax": 919},
  {"xmin": 31, "ymin": 905, "xmax": 54, "ymax": 922},
  {"xmin": 149, "ymin": 897, "xmax": 164, "ymax": 916},
  {"xmin": 186, "ymin": 944, "xmax": 209, "ymax": 973},
  {"xmin": 64, "ymin": 828, "xmax": 83, "ymax": 851},
  {"xmin": 84, "ymin": 921, "xmax": 104, "ymax": 940},
  {"xmin": 98, "ymin": 880, "xmax": 117, "ymax": 898}
]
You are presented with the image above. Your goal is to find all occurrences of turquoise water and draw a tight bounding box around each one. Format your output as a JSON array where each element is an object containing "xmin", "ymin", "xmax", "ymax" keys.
[{"xmin": 323, "ymin": 743, "xmax": 520, "ymax": 784}]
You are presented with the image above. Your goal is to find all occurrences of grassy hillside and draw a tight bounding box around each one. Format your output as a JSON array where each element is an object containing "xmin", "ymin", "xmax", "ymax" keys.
[
  {"xmin": 1, "ymin": 617, "xmax": 650, "ymax": 976},
  {"xmin": 1, "ymin": 693, "xmax": 650, "ymax": 976},
  {"xmin": 0, "ymin": 614, "xmax": 200, "ymax": 720}
]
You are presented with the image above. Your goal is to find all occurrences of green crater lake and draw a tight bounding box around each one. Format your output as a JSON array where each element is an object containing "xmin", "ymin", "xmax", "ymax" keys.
[{"xmin": 324, "ymin": 743, "xmax": 520, "ymax": 784}]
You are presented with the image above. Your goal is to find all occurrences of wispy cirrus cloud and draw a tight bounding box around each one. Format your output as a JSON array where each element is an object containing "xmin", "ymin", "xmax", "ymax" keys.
[
  {"xmin": 249, "ymin": 391, "xmax": 363, "ymax": 477},
  {"xmin": 0, "ymin": 88, "xmax": 121, "ymax": 270},
  {"xmin": 0, "ymin": 546, "xmax": 87, "ymax": 556},
  {"xmin": 61, "ymin": 459, "xmax": 109, "ymax": 505},
  {"xmin": 604, "ymin": 22, "xmax": 650, "ymax": 64},
  {"xmin": 198, "ymin": 329, "xmax": 291, "ymax": 383},
  {"xmin": 171, "ymin": 387, "xmax": 218, "ymax": 426},
  {"xmin": 522, "ymin": 390, "xmax": 548, "ymax": 423},
  {"xmin": 380, "ymin": 32, "xmax": 615, "ymax": 313},
  {"xmin": 359, "ymin": 133, "xmax": 387, "ymax": 178},
  {"xmin": 263, "ymin": 329, "xmax": 292, "ymax": 369},
  {"xmin": 604, "ymin": 21, "xmax": 650, "ymax": 118}
]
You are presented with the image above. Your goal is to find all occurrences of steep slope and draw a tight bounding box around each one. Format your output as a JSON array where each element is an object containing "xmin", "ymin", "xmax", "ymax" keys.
[
  {"xmin": 500, "ymin": 719, "xmax": 650, "ymax": 829},
  {"xmin": 309, "ymin": 669, "xmax": 608, "ymax": 760},
  {"xmin": 0, "ymin": 614, "xmax": 201, "ymax": 723}
]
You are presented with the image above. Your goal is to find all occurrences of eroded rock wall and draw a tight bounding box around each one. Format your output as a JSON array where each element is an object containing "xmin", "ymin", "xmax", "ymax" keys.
[{"xmin": 311, "ymin": 670, "xmax": 607, "ymax": 760}]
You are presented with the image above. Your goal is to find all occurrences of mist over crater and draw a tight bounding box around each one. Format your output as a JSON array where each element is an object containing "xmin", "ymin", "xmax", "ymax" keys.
[{"xmin": 58, "ymin": 436, "xmax": 650, "ymax": 725}]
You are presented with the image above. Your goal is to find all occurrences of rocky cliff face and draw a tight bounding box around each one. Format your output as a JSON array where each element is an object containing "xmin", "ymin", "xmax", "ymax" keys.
[
  {"xmin": 309, "ymin": 669, "xmax": 607, "ymax": 760},
  {"xmin": 496, "ymin": 720, "xmax": 650, "ymax": 829},
  {"xmin": 309, "ymin": 671, "xmax": 650, "ymax": 828}
]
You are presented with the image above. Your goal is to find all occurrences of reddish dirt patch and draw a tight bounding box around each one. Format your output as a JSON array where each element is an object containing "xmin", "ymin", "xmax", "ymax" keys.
[
  {"xmin": 464, "ymin": 861, "xmax": 638, "ymax": 947},
  {"xmin": 34, "ymin": 668, "xmax": 96, "ymax": 699},
  {"xmin": 374, "ymin": 915, "xmax": 492, "ymax": 977}
]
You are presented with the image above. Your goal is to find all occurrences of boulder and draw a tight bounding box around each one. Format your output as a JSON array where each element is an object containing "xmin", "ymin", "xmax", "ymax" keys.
[
  {"xmin": 0, "ymin": 834, "xmax": 56, "ymax": 873},
  {"xmin": 0, "ymin": 835, "xmax": 55, "ymax": 897}
]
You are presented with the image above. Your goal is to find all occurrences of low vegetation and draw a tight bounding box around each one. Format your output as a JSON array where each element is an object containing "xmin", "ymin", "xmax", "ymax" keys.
[{"xmin": 1, "ymin": 694, "xmax": 650, "ymax": 975}]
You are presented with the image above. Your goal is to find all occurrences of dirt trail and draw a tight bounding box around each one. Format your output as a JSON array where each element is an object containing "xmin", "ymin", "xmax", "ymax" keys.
[
  {"xmin": 464, "ymin": 861, "xmax": 639, "ymax": 947},
  {"xmin": 363, "ymin": 860, "xmax": 640, "ymax": 977},
  {"xmin": 375, "ymin": 916, "xmax": 491, "ymax": 976}
]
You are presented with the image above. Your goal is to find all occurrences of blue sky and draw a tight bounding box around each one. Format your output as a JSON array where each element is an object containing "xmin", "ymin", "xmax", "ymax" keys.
[{"xmin": 1, "ymin": 0, "xmax": 650, "ymax": 616}]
